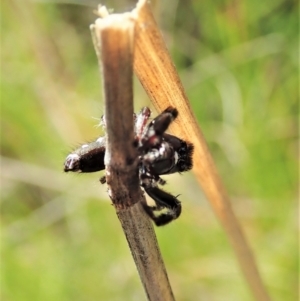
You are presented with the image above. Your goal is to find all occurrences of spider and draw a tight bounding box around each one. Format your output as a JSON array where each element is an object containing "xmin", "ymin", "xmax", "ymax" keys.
[{"xmin": 64, "ymin": 107, "xmax": 194, "ymax": 226}]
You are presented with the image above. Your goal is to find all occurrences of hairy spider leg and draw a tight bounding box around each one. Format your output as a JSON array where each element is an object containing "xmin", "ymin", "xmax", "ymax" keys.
[
  {"xmin": 141, "ymin": 198, "xmax": 181, "ymax": 226},
  {"xmin": 64, "ymin": 137, "xmax": 106, "ymax": 173},
  {"xmin": 134, "ymin": 107, "xmax": 151, "ymax": 141},
  {"xmin": 140, "ymin": 107, "xmax": 178, "ymax": 152},
  {"xmin": 64, "ymin": 108, "xmax": 141, "ymax": 175},
  {"xmin": 140, "ymin": 173, "xmax": 182, "ymax": 226}
]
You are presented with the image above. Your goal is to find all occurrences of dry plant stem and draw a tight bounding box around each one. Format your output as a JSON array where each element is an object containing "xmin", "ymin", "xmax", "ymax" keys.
[
  {"xmin": 132, "ymin": 1, "xmax": 272, "ymax": 301},
  {"xmin": 92, "ymin": 14, "xmax": 175, "ymax": 301},
  {"xmin": 117, "ymin": 201, "xmax": 175, "ymax": 301}
]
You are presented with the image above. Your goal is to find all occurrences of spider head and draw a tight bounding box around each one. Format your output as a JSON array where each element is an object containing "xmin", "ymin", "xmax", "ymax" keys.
[{"xmin": 162, "ymin": 133, "xmax": 194, "ymax": 174}]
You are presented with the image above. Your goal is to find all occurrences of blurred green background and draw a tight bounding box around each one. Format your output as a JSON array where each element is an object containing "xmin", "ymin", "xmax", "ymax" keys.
[{"xmin": 1, "ymin": 0, "xmax": 298, "ymax": 300}]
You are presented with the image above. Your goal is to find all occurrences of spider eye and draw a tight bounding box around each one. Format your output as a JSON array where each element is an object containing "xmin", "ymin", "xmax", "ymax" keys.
[{"xmin": 178, "ymin": 146, "xmax": 186, "ymax": 156}]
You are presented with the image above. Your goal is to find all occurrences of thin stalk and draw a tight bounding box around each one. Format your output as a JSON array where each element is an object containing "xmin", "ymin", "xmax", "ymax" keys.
[
  {"xmin": 131, "ymin": 1, "xmax": 272, "ymax": 301},
  {"xmin": 91, "ymin": 11, "xmax": 175, "ymax": 301}
]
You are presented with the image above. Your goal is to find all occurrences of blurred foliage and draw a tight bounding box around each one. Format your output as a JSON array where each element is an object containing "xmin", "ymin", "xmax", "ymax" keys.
[{"xmin": 1, "ymin": 0, "xmax": 298, "ymax": 300}]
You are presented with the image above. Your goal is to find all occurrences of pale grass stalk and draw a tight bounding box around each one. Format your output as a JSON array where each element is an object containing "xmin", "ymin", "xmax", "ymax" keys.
[{"xmin": 131, "ymin": 1, "xmax": 272, "ymax": 301}]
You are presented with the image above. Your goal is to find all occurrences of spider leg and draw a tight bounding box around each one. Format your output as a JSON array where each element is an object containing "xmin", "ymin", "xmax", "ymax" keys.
[
  {"xmin": 140, "ymin": 170, "xmax": 181, "ymax": 226},
  {"xmin": 150, "ymin": 173, "xmax": 166, "ymax": 185},
  {"xmin": 64, "ymin": 136, "xmax": 106, "ymax": 173},
  {"xmin": 135, "ymin": 107, "xmax": 151, "ymax": 141},
  {"xmin": 141, "ymin": 107, "xmax": 178, "ymax": 151},
  {"xmin": 157, "ymin": 176, "xmax": 166, "ymax": 186},
  {"xmin": 99, "ymin": 176, "xmax": 106, "ymax": 184},
  {"xmin": 142, "ymin": 185, "xmax": 182, "ymax": 226},
  {"xmin": 150, "ymin": 107, "xmax": 178, "ymax": 136}
]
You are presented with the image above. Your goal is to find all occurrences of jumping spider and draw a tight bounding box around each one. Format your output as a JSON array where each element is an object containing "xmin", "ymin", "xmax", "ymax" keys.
[{"xmin": 64, "ymin": 107, "xmax": 194, "ymax": 226}]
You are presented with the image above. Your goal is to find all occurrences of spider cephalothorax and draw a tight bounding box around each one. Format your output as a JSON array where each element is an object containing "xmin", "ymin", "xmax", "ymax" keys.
[{"xmin": 64, "ymin": 107, "xmax": 194, "ymax": 226}]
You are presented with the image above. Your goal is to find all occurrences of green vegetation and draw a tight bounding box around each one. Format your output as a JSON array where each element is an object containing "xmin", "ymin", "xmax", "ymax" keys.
[{"xmin": 2, "ymin": 0, "xmax": 297, "ymax": 300}]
